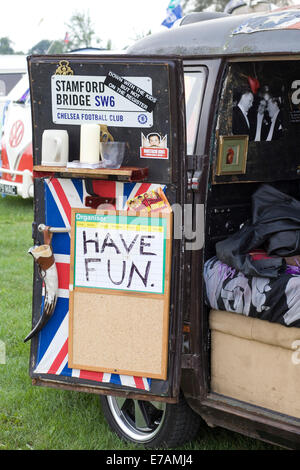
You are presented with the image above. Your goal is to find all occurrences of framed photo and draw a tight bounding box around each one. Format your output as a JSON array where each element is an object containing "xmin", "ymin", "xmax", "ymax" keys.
[{"xmin": 216, "ymin": 135, "xmax": 249, "ymax": 175}]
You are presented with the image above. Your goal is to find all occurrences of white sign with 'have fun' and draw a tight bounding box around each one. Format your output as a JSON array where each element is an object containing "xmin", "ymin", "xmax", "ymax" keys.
[{"xmin": 73, "ymin": 213, "xmax": 167, "ymax": 294}]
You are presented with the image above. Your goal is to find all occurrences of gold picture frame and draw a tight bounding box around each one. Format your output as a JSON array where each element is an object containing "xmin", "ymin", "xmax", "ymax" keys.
[{"xmin": 216, "ymin": 135, "xmax": 249, "ymax": 176}]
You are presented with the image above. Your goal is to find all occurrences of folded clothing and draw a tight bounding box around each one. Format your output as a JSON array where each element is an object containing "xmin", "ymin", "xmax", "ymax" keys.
[{"xmin": 204, "ymin": 256, "xmax": 300, "ymax": 327}]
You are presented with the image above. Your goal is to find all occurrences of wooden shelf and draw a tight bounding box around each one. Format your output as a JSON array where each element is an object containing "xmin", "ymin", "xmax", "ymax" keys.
[{"xmin": 33, "ymin": 165, "xmax": 148, "ymax": 182}]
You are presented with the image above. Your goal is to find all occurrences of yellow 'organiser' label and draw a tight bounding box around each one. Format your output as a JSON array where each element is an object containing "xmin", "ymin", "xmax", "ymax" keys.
[{"xmin": 76, "ymin": 221, "xmax": 164, "ymax": 232}]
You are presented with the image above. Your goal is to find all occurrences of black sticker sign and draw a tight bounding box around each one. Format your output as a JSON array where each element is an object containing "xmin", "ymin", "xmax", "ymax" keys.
[{"xmin": 104, "ymin": 71, "xmax": 158, "ymax": 113}]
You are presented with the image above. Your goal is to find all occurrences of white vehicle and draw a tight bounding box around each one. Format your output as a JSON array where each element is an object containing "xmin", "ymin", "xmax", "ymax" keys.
[
  {"xmin": 0, "ymin": 54, "xmax": 27, "ymax": 126},
  {"xmin": 0, "ymin": 74, "xmax": 33, "ymax": 198}
]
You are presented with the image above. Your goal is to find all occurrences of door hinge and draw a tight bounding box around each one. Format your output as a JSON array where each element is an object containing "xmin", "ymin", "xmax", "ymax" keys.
[{"xmin": 186, "ymin": 155, "xmax": 206, "ymax": 191}]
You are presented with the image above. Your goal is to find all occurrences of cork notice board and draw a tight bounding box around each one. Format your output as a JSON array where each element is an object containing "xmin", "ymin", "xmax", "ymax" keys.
[{"xmin": 68, "ymin": 208, "xmax": 172, "ymax": 380}]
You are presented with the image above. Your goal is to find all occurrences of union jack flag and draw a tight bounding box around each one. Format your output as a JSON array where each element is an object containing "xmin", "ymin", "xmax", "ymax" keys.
[
  {"xmin": 232, "ymin": 9, "xmax": 300, "ymax": 36},
  {"xmin": 33, "ymin": 178, "xmax": 165, "ymax": 391}
]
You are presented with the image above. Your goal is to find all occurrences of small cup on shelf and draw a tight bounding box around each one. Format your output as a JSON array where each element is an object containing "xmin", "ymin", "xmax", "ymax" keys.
[{"xmin": 100, "ymin": 142, "xmax": 126, "ymax": 169}]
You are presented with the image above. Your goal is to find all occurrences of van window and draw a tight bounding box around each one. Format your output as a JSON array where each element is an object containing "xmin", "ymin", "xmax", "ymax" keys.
[
  {"xmin": 184, "ymin": 68, "xmax": 207, "ymax": 154},
  {"xmin": 214, "ymin": 60, "xmax": 300, "ymax": 185},
  {"xmin": 0, "ymin": 73, "xmax": 25, "ymax": 96},
  {"xmin": 0, "ymin": 80, "xmax": 5, "ymax": 96}
]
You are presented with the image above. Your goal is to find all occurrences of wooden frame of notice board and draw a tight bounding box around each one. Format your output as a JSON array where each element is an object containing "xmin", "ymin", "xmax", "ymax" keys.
[{"xmin": 68, "ymin": 208, "xmax": 173, "ymax": 380}]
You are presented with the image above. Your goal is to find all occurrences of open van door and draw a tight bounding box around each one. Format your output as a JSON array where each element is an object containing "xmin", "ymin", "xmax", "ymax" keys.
[{"xmin": 26, "ymin": 54, "xmax": 201, "ymax": 446}]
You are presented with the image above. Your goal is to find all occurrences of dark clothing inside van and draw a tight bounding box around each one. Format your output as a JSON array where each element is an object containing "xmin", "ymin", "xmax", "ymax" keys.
[{"xmin": 215, "ymin": 184, "xmax": 300, "ymax": 278}]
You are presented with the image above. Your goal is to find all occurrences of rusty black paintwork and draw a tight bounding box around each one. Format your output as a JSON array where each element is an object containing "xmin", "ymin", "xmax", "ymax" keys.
[
  {"xmin": 127, "ymin": 8, "xmax": 300, "ymax": 58},
  {"xmin": 189, "ymin": 56, "xmax": 300, "ymax": 447},
  {"xmin": 28, "ymin": 55, "xmax": 186, "ymax": 401},
  {"xmin": 28, "ymin": 55, "xmax": 183, "ymax": 185}
]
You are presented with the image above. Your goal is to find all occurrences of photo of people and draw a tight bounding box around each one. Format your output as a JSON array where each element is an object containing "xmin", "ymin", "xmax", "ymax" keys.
[
  {"xmin": 215, "ymin": 61, "xmax": 300, "ymax": 183},
  {"xmin": 232, "ymin": 88, "xmax": 254, "ymax": 136},
  {"xmin": 140, "ymin": 132, "xmax": 169, "ymax": 159},
  {"xmin": 232, "ymin": 82, "xmax": 283, "ymax": 142},
  {"xmin": 265, "ymin": 96, "xmax": 283, "ymax": 141},
  {"xmin": 141, "ymin": 132, "xmax": 168, "ymax": 148},
  {"xmin": 250, "ymin": 97, "xmax": 270, "ymax": 142},
  {"xmin": 147, "ymin": 133, "xmax": 161, "ymax": 147}
]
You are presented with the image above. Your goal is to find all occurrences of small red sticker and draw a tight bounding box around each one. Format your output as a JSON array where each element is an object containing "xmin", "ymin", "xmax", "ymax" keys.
[{"xmin": 140, "ymin": 132, "xmax": 169, "ymax": 160}]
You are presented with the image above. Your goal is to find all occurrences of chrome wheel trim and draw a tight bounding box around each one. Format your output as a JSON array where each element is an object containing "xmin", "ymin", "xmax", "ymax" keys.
[{"xmin": 106, "ymin": 396, "xmax": 167, "ymax": 443}]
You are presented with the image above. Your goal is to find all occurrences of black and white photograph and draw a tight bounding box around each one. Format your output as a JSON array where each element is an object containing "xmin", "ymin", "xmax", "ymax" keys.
[{"xmin": 232, "ymin": 82, "xmax": 283, "ymax": 142}]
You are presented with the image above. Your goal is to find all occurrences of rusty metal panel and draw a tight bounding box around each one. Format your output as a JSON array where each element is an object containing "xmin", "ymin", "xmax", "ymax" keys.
[
  {"xmin": 28, "ymin": 55, "xmax": 184, "ymax": 184},
  {"xmin": 128, "ymin": 9, "xmax": 300, "ymax": 58},
  {"xmin": 27, "ymin": 55, "xmax": 186, "ymax": 401}
]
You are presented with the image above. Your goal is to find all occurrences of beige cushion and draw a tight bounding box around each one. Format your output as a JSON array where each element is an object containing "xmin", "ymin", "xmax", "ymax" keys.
[
  {"xmin": 209, "ymin": 310, "xmax": 300, "ymax": 418},
  {"xmin": 209, "ymin": 309, "xmax": 300, "ymax": 350}
]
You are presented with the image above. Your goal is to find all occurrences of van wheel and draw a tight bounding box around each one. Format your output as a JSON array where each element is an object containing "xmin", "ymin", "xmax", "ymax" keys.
[{"xmin": 99, "ymin": 393, "xmax": 201, "ymax": 448}]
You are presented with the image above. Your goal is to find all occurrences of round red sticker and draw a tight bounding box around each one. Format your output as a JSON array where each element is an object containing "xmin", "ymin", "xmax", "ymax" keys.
[{"xmin": 9, "ymin": 120, "xmax": 24, "ymax": 148}]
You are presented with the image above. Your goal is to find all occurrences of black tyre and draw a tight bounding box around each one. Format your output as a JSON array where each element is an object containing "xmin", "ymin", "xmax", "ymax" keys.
[{"xmin": 100, "ymin": 393, "xmax": 201, "ymax": 448}]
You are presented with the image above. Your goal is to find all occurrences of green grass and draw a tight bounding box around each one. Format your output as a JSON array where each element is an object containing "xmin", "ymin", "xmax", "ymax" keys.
[{"xmin": 0, "ymin": 195, "xmax": 278, "ymax": 450}]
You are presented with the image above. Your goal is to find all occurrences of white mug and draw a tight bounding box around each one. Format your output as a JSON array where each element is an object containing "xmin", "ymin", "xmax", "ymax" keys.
[{"xmin": 41, "ymin": 130, "xmax": 69, "ymax": 166}]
